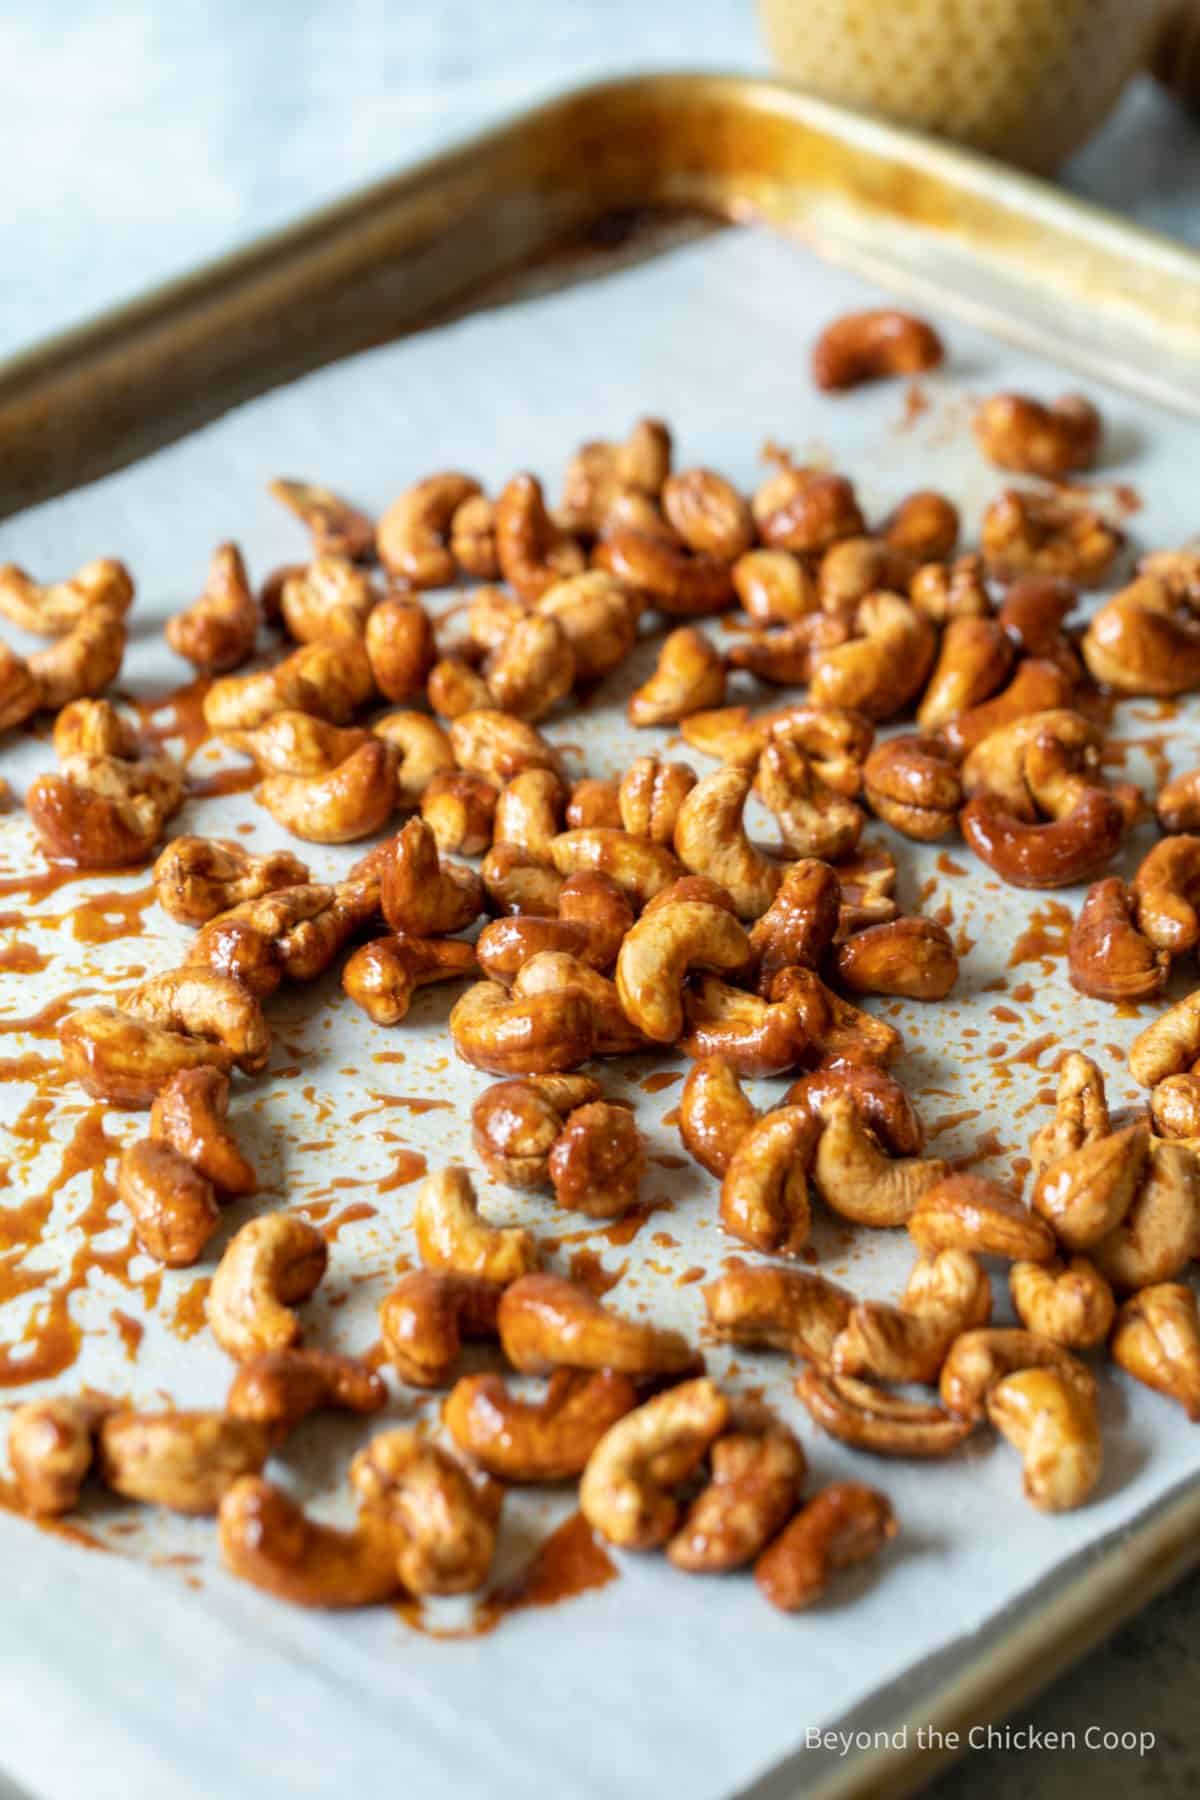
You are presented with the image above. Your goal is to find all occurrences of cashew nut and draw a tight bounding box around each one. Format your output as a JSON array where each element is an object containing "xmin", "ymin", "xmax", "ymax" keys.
[
  {"xmin": 813, "ymin": 1097, "xmax": 948, "ymax": 1228},
  {"xmin": 1009, "ymin": 1257, "xmax": 1115, "ymax": 1349},
  {"xmin": 379, "ymin": 1270, "xmax": 501, "ymax": 1387},
  {"xmin": 548, "ymin": 1100, "xmax": 645, "ymax": 1218},
  {"xmin": 377, "ymin": 471, "xmax": 482, "ymax": 587},
  {"xmin": 748, "ymin": 858, "xmax": 841, "ymax": 990},
  {"xmin": 833, "ymin": 916, "xmax": 958, "ymax": 1001},
  {"xmin": 833, "ymin": 1250, "xmax": 992, "ymax": 1385},
  {"xmin": 495, "ymin": 472, "xmax": 585, "ymax": 602},
  {"xmin": 0, "ymin": 556, "xmax": 133, "ymax": 635},
  {"xmin": 678, "ymin": 1056, "xmax": 759, "ymax": 1176},
  {"xmin": 227, "ymin": 1349, "xmax": 386, "ymax": 1435},
  {"xmin": 165, "ymin": 543, "xmax": 259, "ymax": 672},
  {"xmin": 498, "ymin": 1273, "xmax": 695, "ymax": 1376},
  {"xmin": 445, "ymin": 1369, "xmax": 638, "ymax": 1482},
  {"xmin": 124, "ymin": 968, "xmax": 270, "ymax": 1073},
  {"xmin": 1129, "ymin": 992, "xmax": 1200, "ymax": 1087},
  {"xmin": 342, "ymin": 934, "xmax": 478, "ymax": 1026},
  {"xmin": 98, "ymin": 1410, "xmax": 268, "ymax": 1514},
  {"xmin": 549, "ymin": 826, "xmax": 682, "ymax": 908},
  {"xmin": 207, "ymin": 1213, "xmax": 329, "ymax": 1360},
  {"xmin": 60, "ymin": 1005, "xmax": 237, "ymax": 1108},
  {"xmin": 1069, "ymin": 878, "xmax": 1169, "ymax": 1004},
  {"xmin": 7, "ymin": 1393, "xmax": 114, "ymax": 1515},
  {"xmin": 117, "ymin": 1137, "xmax": 220, "ymax": 1267},
  {"xmin": 719, "ymin": 1106, "xmax": 819, "ymax": 1256},
  {"xmin": 909, "ymin": 1173, "xmax": 1056, "ymax": 1262},
  {"xmin": 203, "ymin": 639, "xmax": 373, "ymax": 731},
  {"xmin": 974, "ymin": 392, "xmax": 1101, "ymax": 476},
  {"xmin": 981, "ymin": 488, "xmax": 1122, "ymax": 588},
  {"xmin": 916, "ymin": 615, "xmax": 1013, "ymax": 730},
  {"xmin": 1111, "ymin": 1283, "xmax": 1200, "ymax": 1421},
  {"xmin": 268, "ymin": 476, "xmax": 374, "ymax": 561},
  {"xmin": 372, "ymin": 709, "xmax": 456, "ymax": 806},
  {"xmin": 379, "ymin": 817, "xmax": 482, "ymax": 936},
  {"xmin": 257, "ymin": 738, "xmax": 397, "ymax": 843},
  {"xmin": 755, "ymin": 1482, "xmax": 897, "ymax": 1611},
  {"xmin": 153, "ymin": 836, "xmax": 310, "ymax": 924},
  {"xmin": 703, "ymin": 1264, "xmax": 853, "ymax": 1366},
  {"xmin": 796, "ymin": 1367, "xmax": 973, "ymax": 1456},
  {"xmin": 580, "ymin": 1378, "xmax": 730, "ymax": 1550},
  {"xmin": 219, "ymin": 1476, "xmax": 400, "ymax": 1608},
  {"xmin": 812, "ymin": 309, "xmax": 943, "ymax": 390},
  {"xmin": 615, "ymin": 897, "xmax": 752, "ymax": 1041},
  {"xmin": 364, "ymin": 596, "xmax": 436, "ymax": 702},
  {"xmin": 627, "ymin": 626, "xmax": 725, "ymax": 726},
  {"xmin": 448, "ymin": 707, "xmax": 564, "ymax": 786},
  {"xmin": 350, "ymin": 1428, "xmax": 498, "ymax": 1595},
  {"xmin": 449, "ymin": 978, "xmax": 592, "ymax": 1075},
  {"xmin": 672, "ymin": 766, "xmax": 782, "ymax": 918},
  {"xmin": 668, "ymin": 1408, "xmax": 807, "ymax": 1573},
  {"xmin": 986, "ymin": 1367, "xmax": 1103, "ymax": 1512},
  {"xmin": 413, "ymin": 1166, "xmax": 538, "ymax": 1285}
]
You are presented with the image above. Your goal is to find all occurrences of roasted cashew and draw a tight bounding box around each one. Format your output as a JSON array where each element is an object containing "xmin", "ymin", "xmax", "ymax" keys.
[
  {"xmin": 974, "ymin": 392, "xmax": 1101, "ymax": 476},
  {"xmin": 566, "ymin": 778, "xmax": 622, "ymax": 828},
  {"xmin": 117, "ymin": 1138, "xmax": 220, "ymax": 1266},
  {"xmin": 0, "ymin": 556, "xmax": 133, "ymax": 634},
  {"xmin": 494, "ymin": 472, "xmax": 585, "ymax": 602},
  {"xmin": 498, "ymin": 1273, "xmax": 695, "ymax": 1376},
  {"xmin": 536, "ymin": 570, "xmax": 640, "ymax": 681},
  {"xmin": 219, "ymin": 1476, "xmax": 400, "ymax": 1608},
  {"xmin": 125, "ymin": 968, "xmax": 270, "ymax": 1073},
  {"xmin": 734, "ymin": 548, "xmax": 818, "ymax": 622},
  {"xmin": 813, "ymin": 1097, "xmax": 948, "ymax": 1229},
  {"xmin": 98, "ymin": 1411, "xmax": 268, "ymax": 1514},
  {"xmin": 27, "ymin": 605, "xmax": 128, "ymax": 718},
  {"xmin": 595, "ymin": 525, "xmax": 734, "ymax": 617},
  {"xmin": 445, "ymin": 1369, "xmax": 638, "ymax": 1482},
  {"xmin": 512, "ymin": 950, "xmax": 648, "ymax": 1055},
  {"xmin": 352, "ymin": 1429, "xmax": 500, "ymax": 1596},
  {"xmin": 719, "ymin": 1106, "xmax": 819, "ymax": 1256},
  {"xmin": 449, "ymin": 978, "xmax": 592, "ymax": 1074},
  {"xmin": 207, "ymin": 1213, "xmax": 329, "ymax": 1361},
  {"xmin": 258, "ymin": 739, "xmax": 397, "ymax": 843},
  {"xmin": 1090, "ymin": 1139, "xmax": 1200, "ymax": 1290},
  {"xmin": 372, "ymin": 709, "xmax": 456, "ymax": 805},
  {"xmin": 1150, "ymin": 1073, "xmax": 1200, "ymax": 1140},
  {"xmin": 961, "ymin": 788, "xmax": 1125, "ymax": 890},
  {"xmin": 703, "ymin": 1265, "xmax": 853, "ymax": 1365},
  {"xmin": 1009, "ymin": 1257, "xmax": 1115, "ymax": 1349},
  {"xmin": 558, "ymin": 417, "xmax": 671, "ymax": 534},
  {"xmin": 492, "ymin": 767, "xmax": 565, "ymax": 859},
  {"xmin": 626, "ymin": 626, "xmax": 725, "ymax": 726},
  {"xmin": 60, "ymin": 1006, "xmax": 237, "ymax": 1108},
  {"xmin": 960, "ymin": 708, "xmax": 1120, "ymax": 824},
  {"xmin": 678, "ymin": 1056, "xmax": 759, "ymax": 1177},
  {"xmin": 1028, "ymin": 1050, "xmax": 1110, "ymax": 1176},
  {"xmin": 379, "ymin": 1270, "xmax": 501, "ymax": 1387},
  {"xmin": 909, "ymin": 1173, "xmax": 1056, "ymax": 1262},
  {"xmin": 556, "ymin": 871, "xmax": 634, "ymax": 966},
  {"xmin": 672, "ymin": 766, "xmax": 782, "ymax": 918},
  {"xmin": 413, "ymin": 1166, "xmax": 538, "ymax": 1285},
  {"xmin": 747, "ymin": 858, "xmax": 841, "ymax": 991},
  {"xmin": 833, "ymin": 916, "xmax": 958, "ymax": 1001},
  {"xmin": 939, "ymin": 1328, "xmax": 1093, "ymax": 1422},
  {"xmin": 1111, "ymin": 1283, "xmax": 1200, "ymax": 1421},
  {"xmin": 471, "ymin": 1074, "xmax": 601, "ymax": 1187},
  {"xmin": 204, "ymin": 638, "xmax": 373, "ymax": 731},
  {"xmin": 809, "ymin": 593, "xmax": 936, "ymax": 720},
  {"xmin": 187, "ymin": 881, "xmax": 358, "ymax": 997},
  {"xmin": 7, "ymin": 1393, "xmax": 113, "ymax": 1515},
  {"xmin": 941, "ymin": 659, "xmax": 1076, "ymax": 760},
  {"xmin": 764, "ymin": 966, "xmax": 903, "ymax": 1068},
  {"xmin": 668, "ymin": 1407, "xmax": 806, "ymax": 1573},
  {"xmin": 1082, "ymin": 575, "xmax": 1200, "ymax": 697},
  {"xmin": 834, "ymin": 1250, "xmax": 991, "ymax": 1385},
  {"xmin": 987, "ymin": 1367, "xmax": 1103, "ymax": 1512},
  {"xmin": 427, "ymin": 655, "xmax": 492, "ymax": 719},
  {"xmin": 725, "ymin": 614, "xmax": 852, "ymax": 687},
  {"xmin": 617, "ymin": 755, "xmax": 696, "ymax": 845},
  {"xmin": 1032, "ymin": 1121, "xmax": 1150, "ymax": 1248},
  {"xmin": 755, "ymin": 1481, "xmax": 897, "ymax": 1612},
  {"xmin": 549, "ymin": 827, "xmax": 682, "ymax": 908},
  {"xmin": 342, "ymin": 934, "xmax": 477, "ymax": 1025},
  {"xmin": 909, "ymin": 553, "xmax": 991, "ymax": 624},
  {"xmin": 227, "ymin": 1349, "xmax": 387, "ymax": 1435},
  {"xmin": 2, "ymin": 640, "xmax": 70, "ymax": 729},
  {"xmin": 916, "ymin": 616, "xmax": 1012, "ymax": 732},
  {"xmin": 753, "ymin": 737, "xmax": 863, "ymax": 860},
  {"xmin": 812, "ymin": 309, "xmax": 943, "ymax": 390},
  {"xmin": 476, "ymin": 909, "xmax": 610, "ymax": 985},
  {"xmin": 784, "ymin": 1063, "xmax": 924, "ymax": 1157},
  {"xmin": 1157, "ymin": 767, "xmax": 1200, "ymax": 834},
  {"xmin": 484, "ymin": 612, "xmax": 576, "ymax": 721},
  {"xmin": 1130, "ymin": 992, "xmax": 1200, "ymax": 1088},
  {"xmin": 27, "ymin": 753, "xmax": 182, "ymax": 867},
  {"xmin": 681, "ymin": 699, "xmax": 874, "ymax": 780},
  {"xmin": 222, "ymin": 712, "xmax": 369, "ymax": 776},
  {"xmin": 548, "ymin": 1101, "xmax": 645, "ymax": 1218},
  {"xmin": 680, "ymin": 976, "xmax": 811, "ymax": 1077},
  {"xmin": 1132, "ymin": 836, "xmax": 1200, "ymax": 955},
  {"xmin": 580, "ymin": 1378, "xmax": 730, "ymax": 1550},
  {"xmin": 449, "ymin": 492, "xmax": 498, "ymax": 579},
  {"xmin": 1069, "ymin": 878, "xmax": 1169, "ymax": 1004},
  {"xmin": 659, "ymin": 467, "xmax": 754, "ymax": 561},
  {"xmin": 796, "ymin": 1367, "xmax": 973, "ymax": 1457},
  {"xmin": 448, "ymin": 707, "xmax": 564, "ymax": 787},
  {"xmin": 379, "ymin": 817, "xmax": 482, "ymax": 936},
  {"xmin": 268, "ymin": 476, "xmax": 374, "ymax": 561},
  {"xmin": 420, "ymin": 770, "xmax": 498, "ymax": 856},
  {"xmin": 278, "ymin": 551, "xmax": 375, "ymax": 642},
  {"xmin": 882, "ymin": 490, "xmax": 959, "ymax": 562},
  {"xmin": 615, "ymin": 897, "xmax": 751, "ymax": 1041},
  {"xmin": 165, "ymin": 543, "xmax": 259, "ymax": 672},
  {"xmin": 364, "ymin": 596, "xmax": 436, "ymax": 702},
  {"xmin": 981, "ymin": 488, "xmax": 1122, "ymax": 588},
  {"xmin": 480, "ymin": 842, "xmax": 564, "ymax": 916},
  {"xmin": 50, "ymin": 696, "xmax": 136, "ymax": 759},
  {"xmin": 377, "ymin": 471, "xmax": 481, "ymax": 587}
]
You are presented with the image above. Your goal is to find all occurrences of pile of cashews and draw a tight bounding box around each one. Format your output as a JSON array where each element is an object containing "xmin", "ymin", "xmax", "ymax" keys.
[{"xmin": 7, "ymin": 306, "xmax": 1200, "ymax": 1617}]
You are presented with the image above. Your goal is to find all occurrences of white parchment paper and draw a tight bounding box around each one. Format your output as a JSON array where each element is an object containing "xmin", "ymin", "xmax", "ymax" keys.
[{"xmin": 0, "ymin": 228, "xmax": 1196, "ymax": 1800}]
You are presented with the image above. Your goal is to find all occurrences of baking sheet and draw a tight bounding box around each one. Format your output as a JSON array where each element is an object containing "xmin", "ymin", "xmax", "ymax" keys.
[{"xmin": 0, "ymin": 226, "xmax": 1195, "ymax": 1800}]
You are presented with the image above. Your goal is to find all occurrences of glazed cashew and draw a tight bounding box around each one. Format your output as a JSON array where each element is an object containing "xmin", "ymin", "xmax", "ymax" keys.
[
  {"xmin": 186, "ymin": 880, "xmax": 362, "ymax": 997},
  {"xmin": 558, "ymin": 417, "xmax": 671, "ymax": 534},
  {"xmin": 379, "ymin": 817, "xmax": 482, "ymax": 936},
  {"xmin": 668, "ymin": 1408, "xmax": 807, "ymax": 1573},
  {"xmin": 0, "ymin": 556, "xmax": 133, "ymax": 634},
  {"xmin": 227, "ymin": 1349, "xmax": 387, "ymax": 1435},
  {"xmin": 724, "ymin": 614, "xmax": 854, "ymax": 688},
  {"xmin": 268, "ymin": 476, "xmax": 374, "ymax": 561},
  {"xmin": 672, "ymin": 766, "xmax": 782, "ymax": 918},
  {"xmin": 1082, "ymin": 576, "xmax": 1200, "ymax": 697},
  {"xmin": 915, "ymin": 615, "xmax": 1013, "ymax": 730},
  {"xmin": 549, "ymin": 827, "xmax": 682, "ymax": 907},
  {"xmin": 428, "ymin": 655, "xmax": 492, "ymax": 719},
  {"xmin": 492, "ymin": 767, "xmax": 566, "ymax": 859},
  {"xmin": 833, "ymin": 1250, "xmax": 992, "ymax": 1385},
  {"xmin": 350, "ymin": 1429, "xmax": 499, "ymax": 1596},
  {"xmin": 445, "ymin": 1369, "xmax": 638, "ymax": 1481},
  {"xmin": 681, "ymin": 699, "xmax": 874, "ymax": 780},
  {"xmin": 1132, "ymin": 836, "xmax": 1200, "ymax": 954},
  {"xmin": 734, "ymin": 548, "xmax": 818, "ymax": 623},
  {"xmin": 471, "ymin": 1074, "xmax": 600, "ymax": 1187},
  {"xmin": 1157, "ymin": 767, "xmax": 1200, "ymax": 834},
  {"xmin": 7, "ymin": 1394, "xmax": 113, "ymax": 1515},
  {"xmin": 974, "ymin": 392, "xmax": 1101, "ymax": 476},
  {"xmin": 203, "ymin": 638, "xmax": 373, "ymax": 730},
  {"xmin": 703, "ymin": 1264, "xmax": 853, "ymax": 1366},
  {"xmin": 833, "ymin": 916, "xmax": 958, "ymax": 1001},
  {"xmin": 882, "ymin": 490, "xmax": 959, "ymax": 562},
  {"xmin": 20, "ymin": 604, "xmax": 125, "ymax": 711},
  {"xmin": 413, "ymin": 1166, "xmax": 538, "ymax": 1285},
  {"xmin": 961, "ymin": 788, "xmax": 1125, "ymax": 890},
  {"xmin": 278, "ymin": 555, "xmax": 375, "ymax": 647},
  {"xmin": 659, "ymin": 467, "xmax": 754, "ymax": 561},
  {"xmin": 678, "ymin": 1056, "xmax": 759, "ymax": 1176},
  {"xmin": 1111, "ymin": 1283, "xmax": 1200, "ymax": 1420},
  {"xmin": 580, "ymin": 1378, "xmax": 730, "ymax": 1550},
  {"xmin": 484, "ymin": 612, "xmax": 576, "ymax": 721},
  {"xmin": 812, "ymin": 309, "xmax": 943, "ymax": 390},
  {"xmin": 939, "ymin": 1329, "xmax": 1093, "ymax": 1422},
  {"xmin": 364, "ymin": 596, "xmax": 437, "ymax": 702},
  {"xmin": 796, "ymin": 1368, "xmax": 974, "ymax": 1457},
  {"xmin": 27, "ymin": 753, "xmax": 182, "ymax": 867},
  {"xmin": 124, "ymin": 968, "xmax": 270, "ymax": 1074},
  {"xmin": 719, "ymin": 1106, "xmax": 820, "ymax": 1256},
  {"xmin": 618, "ymin": 755, "xmax": 697, "ymax": 845},
  {"xmin": 219, "ymin": 1477, "xmax": 400, "ymax": 1608},
  {"xmin": 450, "ymin": 493, "xmax": 499, "ymax": 578},
  {"xmin": 996, "ymin": 576, "xmax": 1082, "ymax": 680},
  {"xmin": 1150, "ymin": 1073, "xmax": 1200, "ymax": 1140},
  {"xmin": 479, "ymin": 843, "xmax": 563, "ymax": 916},
  {"xmin": 627, "ymin": 626, "xmax": 725, "ymax": 726},
  {"xmin": 753, "ymin": 737, "xmax": 864, "ymax": 860},
  {"xmin": 117, "ymin": 1138, "xmax": 220, "ymax": 1266},
  {"xmin": 548, "ymin": 1101, "xmax": 645, "ymax": 1218},
  {"xmin": 909, "ymin": 1173, "xmax": 1057, "ymax": 1262},
  {"xmin": 1028, "ymin": 1051, "xmax": 1110, "ymax": 1177},
  {"xmin": 1068, "ymin": 878, "xmax": 1169, "ymax": 1004},
  {"xmin": 1129, "ymin": 992, "xmax": 1200, "ymax": 1087},
  {"xmin": 494, "ymin": 472, "xmax": 585, "ymax": 601},
  {"xmin": 812, "ymin": 1097, "xmax": 948, "ymax": 1229},
  {"xmin": 166, "ymin": 543, "xmax": 259, "ymax": 672},
  {"xmin": 449, "ymin": 978, "xmax": 592, "ymax": 1075},
  {"xmin": 379, "ymin": 1270, "xmax": 501, "ymax": 1387},
  {"xmin": 51, "ymin": 696, "xmax": 137, "ymax": 759},
  {"xmin": 981, "ymin": 488, "xmax": 1122, "ymax": 588},
  {"xmin": 615, "ymin": 897, "xmax": 752, "ymax": 1041},
  {"xmin": 498, "ymin": 1273, "xmax": 695, "ymax": 1377},
  {"xmin": 941, "ymin": 658, "xmax": 1076, "ymax": 760},
  {"xmin": 537, "ymin": 570, "xmax": 640, "ymax": 683},
  {"xmin": 764, "ymin": 966, "xmax": 902, "ymax": 1068},
  {"xmin": 97, "ymin": 1411, "xmax": 268, "ymax": 1514},
  {"xmin": 222, "ymin": 712, "xmax": 370, "ymax": 777},
  {"xmin": 342, "ymin": 935, "xmax": 477, "ymax": 1026},
  {"xmin": 258, "ymin": 739, "xmax": 397, "ymax": 843},
  {"xmin": 755, "ymin": 1482, "xmax": 897, "ymax": 1612},
  {"xmin": 1090, "ymin": 1139, "xmax": 1200, "ymax": 1290},
  {"xmin": 207, "ymin": 1213, "xmax": 329, "ymax": 1360},
  {"xmin": 809, "ymin": 592, "xmax": 936, "ymax": 721},
  {"xmin": 909, "ymin": 553, "xmax": 991, "ymax": 623},
  {"xmin": 512, "ymin": 951, "xmax": 647, "ymax": 1055},
  {"xmin": 420, "ymin": 770, "xmax": 498, "ymax": 856},
  {"xmin": 372, "ymin": 709, "xmax": 456, "ymax": 806},
  {"xmin": 986, "ymin": 1367, "xmax": 1103, "ymax": 1513},
  {"xmin": 377, "ymin": 471, "xmax": 482, "ymax": 587},
  {"xmin": 60, "ymin": 1006, "xmax": 237, "ymax": 1108},
  {"xmin": 747, "ymin": 858, "xmax": 841, "ymax": 991},
  {"xmin": 1032, "ymin": 1122, "xmax": 1151, "ymax": 1248},
  {"xmin": 475, "ymin": 876, "xmax": 631, "ymax": 979},
  {"xmin": 595, "ymin": 524, "xmax": 734, "ymax": 617},
  {"xmin": 680, "ymin": 976, "xmax": 811, "ymax": 1077},
  {"xmin": 1009, "ymin": 1257, "xmax": 1115, "ymax": 1349},
  {"xmin": 448, "ymin": 707, "xmax": 564, "ymax": 786},
  {"xmin": 960, "ymin": 709, "xmax": 1122, "ymax": 824},
  {"xmin": 784, "ymin": 1063, "xmax": 925, "ymax": 1156}
]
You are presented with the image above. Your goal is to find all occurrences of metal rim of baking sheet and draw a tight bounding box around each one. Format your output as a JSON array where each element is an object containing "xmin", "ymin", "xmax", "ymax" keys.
[{"xmin": 3, "ymin": 71, "xmax": 1200, "ymax": 1799}]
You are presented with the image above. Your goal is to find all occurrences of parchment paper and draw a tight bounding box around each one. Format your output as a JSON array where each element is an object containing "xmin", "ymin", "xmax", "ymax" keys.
[{"xmin": 0, "ymin": 228, "xmax": 1196, "ymax": 1800}]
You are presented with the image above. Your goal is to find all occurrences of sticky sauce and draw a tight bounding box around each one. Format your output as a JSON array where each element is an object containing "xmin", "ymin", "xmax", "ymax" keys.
[
  {"xmin": 398, "ymin": 1512, "xmax": 617, "ymax": 1640},
  {"xmin": 132, "ymin": 673, "xmax": 213, "ymax": 761},
  {"xmin": 566, "ymin": 1248, "xmax": 627, "ymax": 1297},
  {"xmin": 1007, "ymin": 901, "xmax": 1073, "ymax": 969},
  {"xmin": 376, "ymin": 1148, "xmax": 428, "ymax": 1193},
  {"xmin": 68, "ymin": 885, "xmax": 157, "ymax": 945},
  {"xmin": 0, "ymin": 943, "xmax": 50, "ymax": 975}
]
